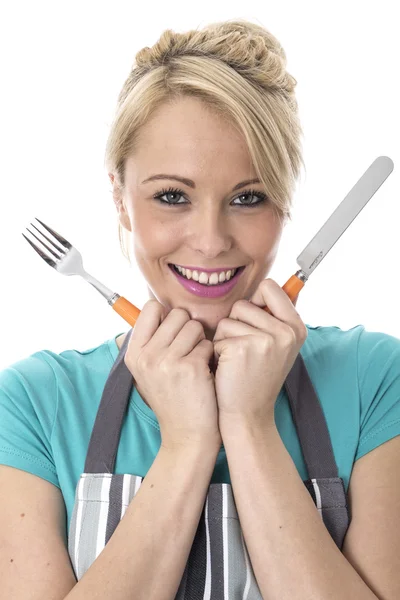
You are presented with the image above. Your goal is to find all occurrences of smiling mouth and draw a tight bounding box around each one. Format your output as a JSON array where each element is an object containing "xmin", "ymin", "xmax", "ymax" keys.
[{"xmin": 169, "ymin": 264, "xmax": 245, "ymax": 285}]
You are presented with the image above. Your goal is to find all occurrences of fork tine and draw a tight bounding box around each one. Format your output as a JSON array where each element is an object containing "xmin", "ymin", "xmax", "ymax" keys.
[
  {"xmin": 22, "ymin": 233, "xmax": 57, "ymax": 268},
  {"xmin": 34, "ymin": 217, "xmax": 72, "ymax": 250},
  {"xmin": 26, "ymin": 225, "xmax": 64, "ymax": 260},
  {"xmin": 30, "ymin": 223, "xmax": 66, "ymax": 254}
]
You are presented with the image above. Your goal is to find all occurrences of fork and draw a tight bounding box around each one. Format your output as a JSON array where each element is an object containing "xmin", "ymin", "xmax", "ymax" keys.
[{"xmin": 22, "ymin": 218, "xmax": 141, "ymax": 327}]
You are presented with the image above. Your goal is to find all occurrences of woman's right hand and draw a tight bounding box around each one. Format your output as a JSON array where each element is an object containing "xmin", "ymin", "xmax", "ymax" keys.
[{"xmin": 124, "ymin": 299, "xmax": 221, "ymax": 451}]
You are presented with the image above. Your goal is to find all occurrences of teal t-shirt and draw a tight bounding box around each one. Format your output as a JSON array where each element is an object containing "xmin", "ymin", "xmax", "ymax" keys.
[{"xmin": 1, "ymin": 323, "xmax": 400, "ymax": 537}]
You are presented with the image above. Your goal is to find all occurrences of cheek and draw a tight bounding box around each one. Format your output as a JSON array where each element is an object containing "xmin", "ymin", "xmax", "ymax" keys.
[
  {"xmin": 242, "ymin": 221, "xmax": 282, "ymax": 260},
  {"xmin": 132, "ymin": 218, "xmax": 180, "ymax": 258}
]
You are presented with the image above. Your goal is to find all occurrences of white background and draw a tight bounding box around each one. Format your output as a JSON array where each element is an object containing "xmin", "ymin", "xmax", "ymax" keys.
[{"xmin": 0, "ymin": 0, "xmax": 398, "ymax": 369}]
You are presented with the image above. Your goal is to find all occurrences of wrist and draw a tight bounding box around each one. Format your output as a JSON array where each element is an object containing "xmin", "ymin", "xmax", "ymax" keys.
[
  {"xmin": 219, "ymin": 414, "xmax": 277, "ymax": 443},
  {"xmin": 161, "ymin": 435, "xmax": 222, "ymax": 456}
]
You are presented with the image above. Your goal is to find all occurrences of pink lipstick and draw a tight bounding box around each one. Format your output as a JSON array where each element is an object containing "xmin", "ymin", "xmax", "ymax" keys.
[{"xmin": 169, "ymin": 264, "xmax": 245, "ymax": 298}]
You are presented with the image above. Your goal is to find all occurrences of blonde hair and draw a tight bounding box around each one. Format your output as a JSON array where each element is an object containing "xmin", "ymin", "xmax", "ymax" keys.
[{"xmin": 104, "ymin": 18, "xmax": 305, "ymax": 262}]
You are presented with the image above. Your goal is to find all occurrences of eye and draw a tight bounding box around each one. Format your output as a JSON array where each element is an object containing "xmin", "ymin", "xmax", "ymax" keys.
[
  {"xmin": 152, "ymin": 186, "xmax": 187, "ymax": 205},
  {"xmin": 232, "ymin": 189, "xmax": 269, "ymax": 207},
  {"xmin": 152, "ymin": 186, "xmax": 269, "ymax": 208}
]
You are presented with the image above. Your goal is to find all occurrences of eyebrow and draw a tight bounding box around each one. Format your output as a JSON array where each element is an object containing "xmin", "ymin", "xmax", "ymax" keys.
[{"xmin": 141, "ymin": 174, "xmax": 261, "ymax": 192}]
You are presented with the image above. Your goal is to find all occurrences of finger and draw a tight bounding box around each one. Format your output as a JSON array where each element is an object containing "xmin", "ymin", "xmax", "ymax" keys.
[
  {"xmin": 169, "ymin": 319, "xmax": 206, "ymax": 358},
  {"xmin": 213, "ymin": 317, "xmax": 258, "ymax": 343},
  {"xmin": 249, "ymin": 279, "xmax": 303, "ymax": 331},
  {"xmin": 128, "ymin": 299, "xmax": 166, "ymax": 351},
  {"xmin": 227, "ymin": 299, "xmax": 279, "ymax": 333}
]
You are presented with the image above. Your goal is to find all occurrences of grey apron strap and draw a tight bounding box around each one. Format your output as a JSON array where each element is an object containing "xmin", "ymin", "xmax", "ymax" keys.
[
  {"xmin": 84, "ymin": 328, "xmax": 134, "ymax": 473},
  {"xmin": 283, "ymin": 353, "xmax": 338, "ymax": 479}
]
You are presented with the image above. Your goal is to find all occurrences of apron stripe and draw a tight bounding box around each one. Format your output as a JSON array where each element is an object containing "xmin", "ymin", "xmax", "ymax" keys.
[
  {"xmin": 224, "ymin": 483, "xmax": 254, "ymax": 599},
  {"xmin": 209, "ymin": 485, "xmax": 224, "ymax": 598},
  {"xmin": 79, "ymin": 474, "xmax": 105, "ymax": 579},
  {"xmin": 97, "ymin": 475, "xmax": 111, "ymax": 555},
  {"xmin": 184, "ymin": 502, "xmax": 208, "ymax": 598},
  {"xmin": 222, "ymin": 485, "xmax": 229, "ymax": 599},
  {"xmin": 121, "ymin": 474, "xmax": 131, "ymax": 520},
  {"xmin": 204, "ymin": 497, "xmax": 212, "ymax": 599},
  {"xmin": 240, "ymin": 528, "xmax": 252, "ymax": 600},
  {"xmin": 311, "ymin": 478, "xmax": 323, "ymax": 518},
  {"xmin": 71, "ymin": 475, "xmax": 85, "ymax": 577},
  {"xmin": 105, "ymin": 474, "xmax": 124, "ymax": 544}
]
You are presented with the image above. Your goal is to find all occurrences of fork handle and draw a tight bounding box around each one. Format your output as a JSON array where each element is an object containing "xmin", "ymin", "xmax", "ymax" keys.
[{"xmin": 112, "ymin": 296, "xmax": 141, "ymax": 327}]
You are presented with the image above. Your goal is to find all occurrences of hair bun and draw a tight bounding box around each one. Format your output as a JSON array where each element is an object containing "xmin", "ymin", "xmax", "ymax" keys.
[{"xmin": 134, "ymin": 19, "xmax": 297, "ymax": 94}]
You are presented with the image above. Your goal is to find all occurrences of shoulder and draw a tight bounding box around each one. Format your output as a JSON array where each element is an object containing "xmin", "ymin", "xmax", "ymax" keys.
[
  {"xmin": 0, "ymin": 334, "xmax": 118, "ymax": 423},
  {"xmin": 303, "ymin": 322, "xmax": 400, "ymax": 368},
  {"xmin": 301, "ymin": 323, "xmax": 400, "ymax": 423}
]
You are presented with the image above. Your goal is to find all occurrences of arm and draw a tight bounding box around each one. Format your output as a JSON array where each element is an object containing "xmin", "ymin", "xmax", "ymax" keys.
[
  {"xmin": 67, "ymin": 440, "xmax": 220, "ymax": 600},
  {"xmin": 221, "ymin": 420, "xmax": 399, "ymax": 600},
  {"xmin": 0, "ymin": 439, "xmax": 220, "ymax": 600}
]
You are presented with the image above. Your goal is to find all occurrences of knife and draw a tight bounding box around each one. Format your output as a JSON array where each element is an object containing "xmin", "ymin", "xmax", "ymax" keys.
[{"xmin": 263, "ymin": 155, "xmax": 394, "ymax": 315}]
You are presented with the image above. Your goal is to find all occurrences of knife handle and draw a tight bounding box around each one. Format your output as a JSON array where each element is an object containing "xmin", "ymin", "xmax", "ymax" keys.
[{"xmin": 263, "ymin": 273, "xmax": 306, "ymax": 315}]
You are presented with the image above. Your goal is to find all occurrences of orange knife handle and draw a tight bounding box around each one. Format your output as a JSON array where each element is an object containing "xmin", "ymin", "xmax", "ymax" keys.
[
  {"xmin": 111, "ymin": 296, "xmax": 141, "ymax": 327},
  {"xmin": 282, "ymin": 273, "xmax": 306, "ymax": 303},
  {"xmin": 263, "ymin": 272, "xmax": 306, "ymax": 315}
]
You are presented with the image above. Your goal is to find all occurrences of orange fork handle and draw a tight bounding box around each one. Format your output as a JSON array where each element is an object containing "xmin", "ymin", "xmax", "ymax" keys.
[
  {"xmin": 264, "ymin": 273, "xmax": 306, "ymax": 315},
  {"xmin": 112, "ymin": 273, "xmax": 306, "ymax": 326},
  {"xmin": 112, "ymin": 296, "xmax": 141, "ymax": 327}
]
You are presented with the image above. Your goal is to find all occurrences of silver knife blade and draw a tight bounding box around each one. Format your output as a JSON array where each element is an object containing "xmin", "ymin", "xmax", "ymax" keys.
[{"xmin": 297, "ymin": 156, "xmax": 394, "ymax": 280}]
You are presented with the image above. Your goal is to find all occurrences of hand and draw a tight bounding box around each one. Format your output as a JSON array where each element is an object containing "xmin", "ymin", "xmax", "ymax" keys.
[
  {"xmin": 124, "ymin": 300, "xmax": 221, "ymax": 451},
  {"xmin": 212, "ymin": 279, "xmax": 308, "ymax": 429}
]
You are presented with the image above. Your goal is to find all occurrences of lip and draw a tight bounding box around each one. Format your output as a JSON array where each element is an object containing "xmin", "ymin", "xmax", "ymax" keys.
[{"xmin": 169, "ymin": 264, "xmax": 245, "ymax": 298}]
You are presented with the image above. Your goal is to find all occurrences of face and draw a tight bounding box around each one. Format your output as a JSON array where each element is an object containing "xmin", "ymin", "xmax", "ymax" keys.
[{"xmin": 111, "ymin": 96, "xmax": 285, "ymax": 341}]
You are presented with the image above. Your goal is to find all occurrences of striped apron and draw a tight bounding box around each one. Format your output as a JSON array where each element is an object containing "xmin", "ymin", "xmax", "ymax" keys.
[{"xmin": 68, "ymin": 328, "xmax": 350, "ymax": 597}]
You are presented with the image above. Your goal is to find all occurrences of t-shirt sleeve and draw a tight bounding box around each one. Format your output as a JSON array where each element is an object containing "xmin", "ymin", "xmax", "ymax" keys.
[
  {"xmin": 355, "ymin": 328, "xmax": 400, "ymax": 461},
  {"xmin": 0, "ymin": 355, "xmax": 60, "ymax": 488}
]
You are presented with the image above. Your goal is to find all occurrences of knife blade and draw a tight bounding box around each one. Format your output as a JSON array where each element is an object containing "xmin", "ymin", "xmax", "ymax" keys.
[{"xmin": 267, "ymin": 155, "xmax": 394, "ymax": 313}]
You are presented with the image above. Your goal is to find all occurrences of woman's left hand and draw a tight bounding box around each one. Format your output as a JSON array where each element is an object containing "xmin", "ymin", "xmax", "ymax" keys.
[{"xmin": 212, "ymin": 279, "xmax": 308, "ymax": 429}]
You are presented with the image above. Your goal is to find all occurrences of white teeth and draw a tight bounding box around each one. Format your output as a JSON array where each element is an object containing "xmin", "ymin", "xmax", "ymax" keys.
[{"xmin": 173, "ymin": 264, "xmax": 238, "ymax": 285}]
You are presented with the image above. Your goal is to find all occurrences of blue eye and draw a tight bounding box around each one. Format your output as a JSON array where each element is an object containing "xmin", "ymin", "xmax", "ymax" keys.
[{"xmin": 152, "ymin": 186, "xmax": 268, "ymax": 207}]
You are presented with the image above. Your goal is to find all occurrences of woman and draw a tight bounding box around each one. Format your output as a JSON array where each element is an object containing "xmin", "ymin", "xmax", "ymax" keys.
[{"xmin": 1, "ymin": 18, "xmax": 399, "ymax": 600}]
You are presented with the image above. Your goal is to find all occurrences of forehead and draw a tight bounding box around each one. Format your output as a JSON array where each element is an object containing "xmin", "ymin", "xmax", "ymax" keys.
[{"xmin": 129, "ymin": 97, "xmax": 255, "ymax": 178}]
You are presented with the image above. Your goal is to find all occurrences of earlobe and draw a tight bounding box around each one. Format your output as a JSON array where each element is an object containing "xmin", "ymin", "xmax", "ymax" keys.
[
  {"xmin": 118, "ymin": 210, "xmax": 132, "ymax": 232},
  {"xmin": 115, "ymin": 199, "xmax": 132, "ymax": 232}
]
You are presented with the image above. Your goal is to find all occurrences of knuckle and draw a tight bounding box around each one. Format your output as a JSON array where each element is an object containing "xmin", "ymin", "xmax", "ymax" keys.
[
  {"xmin": 190, "ymin": 319, "xmax": 205, "ymax": 335},
  {"xmin": 217, "ymin": 317, "xmax": 230, "ymax": 329},
  {"xmin": 158, "ymin": 358, "xmax": 170, "ymax": 376},
  {"xmin": 201, "ymin": 338, "xmax": 214, "ymax": 351},
  {"xmin": 282, "ymin": 327, "xmax": 296, "ymax": 347},
  {"xmin": 233, "ymin": 299, "xmax": 249, "ymax": 312},
  {"xmin": 187, "ymin": 319, "xmax": 205, "ymax": 335},
  {"xmin": 136, "ymin": 350, "xmax": 152, "ymax": 371},
  {"xmin": 171, "ymin": 307, "xmax": 190, "ymax": 320},
  {"xmin": 144, "ymin": 298, "xmax": 160, "ymax": 311},
  {"xmin": 182, "ymin": 357, "xmax": 199, "ymax": 375},
  {"xmin": 261, "ymin": 278, "xmax": 273, "ymax": 290},
  {"xmin": 235, "ymin": 340, "xmax": 251, "ymax": 357},
  {"xmin": 299, "ymin": 324, "xmax": 308, "ymax": 341},
  {"xmin": 260, "ymin": 334, "xmax": 274, "ymax": 353}
]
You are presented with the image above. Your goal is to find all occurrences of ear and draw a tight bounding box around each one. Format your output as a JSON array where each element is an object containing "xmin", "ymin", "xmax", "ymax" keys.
[{"xmin": 108, "ymin": 172, "xmax": 132, "ymax": 232}]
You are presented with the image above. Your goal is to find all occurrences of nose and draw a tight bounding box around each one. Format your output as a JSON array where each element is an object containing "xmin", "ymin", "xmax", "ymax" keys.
[{"xmin": 188, "ymin": 207, "xmax": 233, "ymax": 257}]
